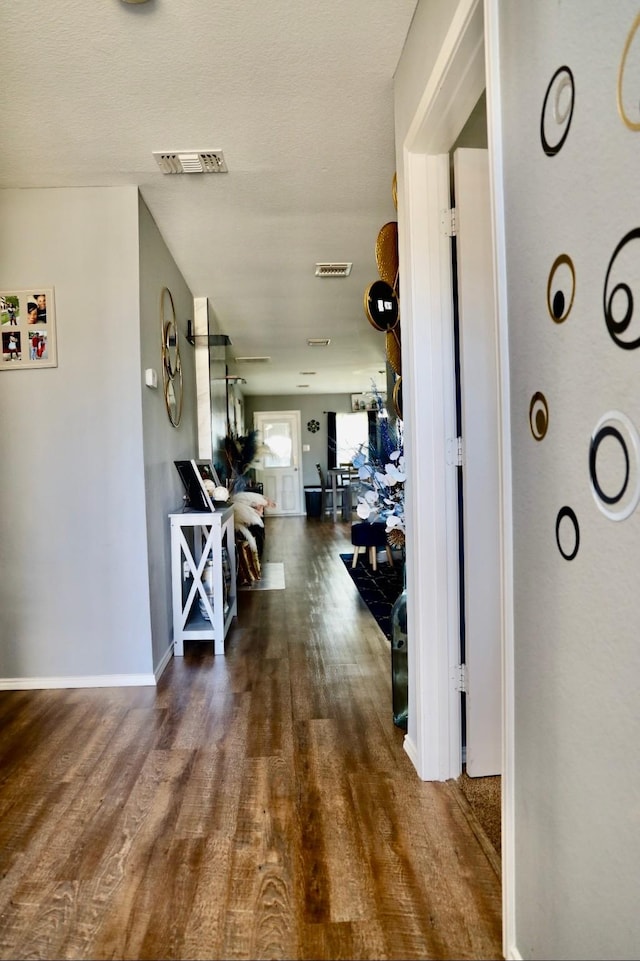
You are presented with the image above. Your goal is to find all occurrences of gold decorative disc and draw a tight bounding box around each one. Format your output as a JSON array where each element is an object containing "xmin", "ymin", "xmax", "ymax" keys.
[
  {"xmin": 375, "ymin": 221, "xmax": 399, "ymax": 289},
  {"xmin": 386, "ymin": 328, "xmax": 401, "ymax": 375}
]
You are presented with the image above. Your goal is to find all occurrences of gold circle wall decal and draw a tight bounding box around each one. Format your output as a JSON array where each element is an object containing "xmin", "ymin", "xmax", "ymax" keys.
[
  {"xmin": 546, "ymin": 253, "xmax": 576, "ymax": 323},
  {"xmin": 375, "ymin": 222, "xmax": 399, "ymax": 290},
  {"xmin": 529, "ymin": 392, "xmax": 549, "ymax": 441},
  {"xmin": 617, "ymin": 13, "xmax": 640, "ymax": 130}
]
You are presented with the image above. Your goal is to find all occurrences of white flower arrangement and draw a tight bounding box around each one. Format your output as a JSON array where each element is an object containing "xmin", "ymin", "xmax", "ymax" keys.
[{"xmin": 351, "ymin": 393, "xmax": 405, "ymax": 548}]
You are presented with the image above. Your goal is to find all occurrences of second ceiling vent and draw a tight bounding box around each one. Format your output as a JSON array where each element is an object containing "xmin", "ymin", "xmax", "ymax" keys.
[{"xmin": 153, "ymin": 150, "xmax": 228, "ymax": 174}]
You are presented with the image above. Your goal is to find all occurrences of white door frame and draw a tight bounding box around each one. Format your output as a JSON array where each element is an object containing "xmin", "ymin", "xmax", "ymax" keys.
[{"xmin": 398, "ymin": 0, "xmax": 514, "ymax": 947}]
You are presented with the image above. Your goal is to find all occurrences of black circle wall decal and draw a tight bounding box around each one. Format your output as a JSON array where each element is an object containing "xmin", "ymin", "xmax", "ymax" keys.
[
  {"xmin": 556, "ymin": 506, "xmax": 580, "ymax": 560},
  {"xmin": 588, "ymin": 410, "xmax": 640, "ymax": 521},
  {"xmin": 307, "ymin": 419, "xmax": 320, "ymax": 433},
  {"xmin": 529, "ymin": 391, "xmax": 549, "ymax": 441},
  {"xmin": 540, "ymin": 66, "xmax": 575, "ymax": 157},
  {"xmin": 546, "ymin": 253, "xmax": 575, "ymax": 323},
  {"xmin": 617, "ymin": 13, "xmax": 640, "ymax": 131},
  {"xmin": 589, "ymin": 425, "xmax": 630, "ymax": 505},
  {"xmin": 603, "ymin": 228, "xmax": 640, "ymax": 349}
]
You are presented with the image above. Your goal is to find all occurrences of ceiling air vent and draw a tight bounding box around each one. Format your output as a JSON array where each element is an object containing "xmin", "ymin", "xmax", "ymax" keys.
[
  {"xmin": 315, "ymin": 262, "xmax": 352, "ymax": 277},
  {"xmin": 307, "ymin": 338, "xmax": 331, "ymax": 347},
  {"xmin": 153, "ymin": 150, "xmax": 228, "ymax": 174},
  {"xmin": 233, "ymin": 356, "xmax": 271, "ymax": 363}
]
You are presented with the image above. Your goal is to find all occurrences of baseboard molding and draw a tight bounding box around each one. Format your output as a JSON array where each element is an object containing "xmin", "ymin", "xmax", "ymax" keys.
[
  {"xmin": 154, "ymin": 644, "xmax": 174, "ymax": 682},
  {"xmin": 403, "ymin": 731, "xmax": 419, "ymax": 771},
  {"xmin": 0, "ymin": 672, "xmax": 157, "ymax": 691}
]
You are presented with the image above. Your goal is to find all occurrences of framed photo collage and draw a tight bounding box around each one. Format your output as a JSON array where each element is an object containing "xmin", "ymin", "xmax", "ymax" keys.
[{"xmin": 0, "ymin": 288, "xmax": 57, "ymax": 370}]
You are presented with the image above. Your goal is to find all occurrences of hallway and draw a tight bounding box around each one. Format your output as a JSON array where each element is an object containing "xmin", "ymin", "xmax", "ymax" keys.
[{"xmin": 0, "ymin": 516, "xmax": 502, "ymax": 960}]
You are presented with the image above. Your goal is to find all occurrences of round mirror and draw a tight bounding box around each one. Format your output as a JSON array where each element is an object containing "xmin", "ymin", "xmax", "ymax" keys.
[
  {"xmin": 164, "ymin": 361, "xmax": 183, "ymax": 428},
  {"xmin": 160, "ymin": 287, "xmax": 180, "ymax": 378},
  {"xmin": 364, "ymin": 279, "xmax": 399, "ymax": 331}
]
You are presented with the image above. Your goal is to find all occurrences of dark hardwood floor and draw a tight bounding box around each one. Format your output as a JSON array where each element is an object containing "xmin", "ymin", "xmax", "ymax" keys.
[{"xmin": 0, "ymin": 516, "xmax": 502, "ymax": 960}]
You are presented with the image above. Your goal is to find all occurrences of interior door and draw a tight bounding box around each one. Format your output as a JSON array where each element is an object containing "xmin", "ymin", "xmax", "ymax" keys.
[
  {"xmin": 253, "ymin": 410, "xmax": 303, "ymax": 516},
  {"xmin": 453, "ymin": 147, "xmax": 502, "ymax": 777}
]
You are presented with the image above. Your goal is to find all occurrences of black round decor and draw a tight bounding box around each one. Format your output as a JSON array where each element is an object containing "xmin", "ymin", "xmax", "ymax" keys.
[
  {"xmin": 307, "ymin": 419, "xmax": 320, "ymax": 433},
  {"xmin": 546, "ymin": 253, "xmax": 575, "ymax": 323},
  {"xmin": 603, "ymin": 227, "xmax": 640, "ymax": 349},
  {"xmin": 589, "ymin": 425, "xmax": 630, "ymax": 505},
  {"xmin": 556, "ymin": 506, "xmax": 580, "ymax": 560},
  {"xmin": 364, "ymin": 279, "xmax": 399, "ymax": 331},
  {"xmin": 540, "ymin": 66, "xmax": 575, "ymax": 157}
]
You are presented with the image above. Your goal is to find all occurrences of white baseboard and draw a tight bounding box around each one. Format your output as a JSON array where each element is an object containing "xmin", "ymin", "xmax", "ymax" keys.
[
  {"xmin": 0, "ymin": 672, "xmax": 157, "ymax": 691},
  {"xmin": 154, "ymin": 644, "xmax": 174, "ymax": 681}
]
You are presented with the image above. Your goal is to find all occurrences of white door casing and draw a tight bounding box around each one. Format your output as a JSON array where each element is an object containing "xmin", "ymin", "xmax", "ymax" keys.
[
  {"xmin": 454, "ymin": 146, "xmax": 502, "ymax": 777},
  {"xmin": 253, "ymin": 410, "xmax": 304, "ymax": 515}
]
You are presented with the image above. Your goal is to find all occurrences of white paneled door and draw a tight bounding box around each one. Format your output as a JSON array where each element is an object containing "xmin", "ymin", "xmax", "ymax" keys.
[
  {"xmin": 253, "ymin": 410, "xmax": 304, "ymax": 515},
  {"xmin": 454, "ymin": 147, "xmax": 502, "ymax": 777}
]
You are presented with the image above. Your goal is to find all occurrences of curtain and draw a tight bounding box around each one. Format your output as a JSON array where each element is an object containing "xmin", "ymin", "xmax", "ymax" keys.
[
  {"xmin": 327, "ymin": 411, "xmax": 337, "ymax": 469},
  {"xmin": 367, "ymin": 409, "xmax": 377, "ymax": 452}
]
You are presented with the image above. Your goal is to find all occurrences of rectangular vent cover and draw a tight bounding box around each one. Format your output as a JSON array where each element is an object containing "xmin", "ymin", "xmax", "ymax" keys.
[
  {"xmin": 315, "ymin": 262, "xmax": 352, "ymax": 277},
  {"xmin": 307, "ymin": 339, "xmax": 331, "ymax": 347},
  {"xmin": 234, "ymin": 356, "xmax": 271, "ymax": 363},
  {"xmin": 153, "ymin": 150, "xmax": 228, "ymax": 174}
]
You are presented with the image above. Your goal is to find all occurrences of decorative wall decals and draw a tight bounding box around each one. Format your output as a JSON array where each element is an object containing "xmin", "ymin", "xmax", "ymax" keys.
[
  {"xmin": 588, "ymin": 410, "xmax": 640, "ymax": 521},
  {"xmin": 529, "ymin": 391, "xmax": 549, "ymax": 441},
  {"xmin": 546, "ymin": 253, "xmax": 575, "ymax": 323},
  {"xmin": 540, "ymin": 66, "xmax": 575, "ymax": 156},
  {"xmin": 603, "ymin": 228, "xmax": 640, "ymax": 349},
  {"xmin": 307, "ymin": 419, "xmax": 320, "ymax": 433},
  {"xmin": 555, "ymin": 506, "xmax": 580, "ymax": 560},
  {"xmin": 617, "ymin": 13, "xmax": 640, "ymax": 130}
]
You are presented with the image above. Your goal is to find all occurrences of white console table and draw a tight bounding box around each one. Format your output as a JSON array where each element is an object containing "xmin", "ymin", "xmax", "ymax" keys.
[{"xmin": 169, "ymin": 507, "xmax": 237, "ymax": 656}]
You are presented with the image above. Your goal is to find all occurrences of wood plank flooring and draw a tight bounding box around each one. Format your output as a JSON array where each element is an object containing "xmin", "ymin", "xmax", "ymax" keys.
[{"xmin": 0, "ymin": 516, "xmax": 502, "ymax": 960}]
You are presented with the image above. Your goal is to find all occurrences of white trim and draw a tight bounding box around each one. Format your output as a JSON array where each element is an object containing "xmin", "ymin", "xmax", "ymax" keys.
[
  {"xmin": 402, "ymin": 150, "xmax": 461, "ymax": 782},
  {"xmin": 484, "ymin": 0, "xmax": 515, "ymax": 955},
  {"xmin": 401, "ymin": 0, "xmax": 485, "ymax": 783},
  {"xmin": 0, "ymin": 673, "xmax": 157, "ymax": 690}
]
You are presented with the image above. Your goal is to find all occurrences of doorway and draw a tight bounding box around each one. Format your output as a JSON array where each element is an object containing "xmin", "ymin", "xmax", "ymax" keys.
[{"xmin": 253, "ymin": 410, "xmax": 304, "ymax": 515}]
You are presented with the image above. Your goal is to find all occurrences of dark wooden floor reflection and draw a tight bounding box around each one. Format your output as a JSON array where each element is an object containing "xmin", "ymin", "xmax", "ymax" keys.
[{"xmin": 0, "ymin": 515, "xmax": 502, "ymax": 960}]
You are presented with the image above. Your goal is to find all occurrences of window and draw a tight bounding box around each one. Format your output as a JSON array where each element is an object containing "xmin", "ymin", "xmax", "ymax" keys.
[{"xmin": 335, "ymin": 411, "xmax": 369, "ymax": 466}]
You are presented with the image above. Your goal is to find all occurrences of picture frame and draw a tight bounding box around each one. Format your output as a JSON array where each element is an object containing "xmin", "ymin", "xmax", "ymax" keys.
[
  {"xmin": 0, "ymin": 288, "xmax": 57, "ymax": 370},
  {"xmin": 174, "ymin": 459, "xmax": 223, "ymax": 512}
]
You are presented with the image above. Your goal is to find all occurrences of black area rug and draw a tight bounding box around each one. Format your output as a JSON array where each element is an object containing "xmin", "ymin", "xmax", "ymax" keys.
[{"xmin": 339, "ymin": 553, "xmax": 404, "ymax": 641}]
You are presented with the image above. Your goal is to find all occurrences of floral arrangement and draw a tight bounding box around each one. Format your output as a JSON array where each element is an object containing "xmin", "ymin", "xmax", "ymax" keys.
[
  {"xmin": 352, "ymin": 387, "xmax": 405, "ymax": 549},
  {"xmin": 221, "ymin": 428, "xmax": 264, "ymax": 493}
]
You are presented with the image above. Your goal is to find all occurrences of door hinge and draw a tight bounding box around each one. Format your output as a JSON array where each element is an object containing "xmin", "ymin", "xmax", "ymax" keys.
[
  {"xmin": 446, "ymin": 436, "xmax": 463, "ymax": 466},
  {"xmin": 452, "ymin": 663, "xmax": 467, "ymax": 693},
  {"xmin": 441, "ymin": 206, "xmax": 457, "ymax": 237}
]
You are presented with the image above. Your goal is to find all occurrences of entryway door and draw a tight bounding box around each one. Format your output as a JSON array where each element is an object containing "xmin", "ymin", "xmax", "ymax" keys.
[
  {"xmin": 453, "ymin": 147, "xmax": 502, "ymax": 777},
  {"xmin": 253, "ymin": 410, "xmax": 304, "ymax": 515}
]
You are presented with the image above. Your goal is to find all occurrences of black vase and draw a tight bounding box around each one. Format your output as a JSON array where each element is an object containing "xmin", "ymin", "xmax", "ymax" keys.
[{"xmin": 390, "ymin": 565, "xmax": 408, "ymax": 730}]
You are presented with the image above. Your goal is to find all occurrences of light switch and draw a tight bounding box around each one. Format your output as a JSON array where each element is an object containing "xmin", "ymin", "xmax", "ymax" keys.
[
  {"xmin": 145, "ymin": 368, "xmax": 158, "ymax": 389},
  {"xmin": 303, "ymin": 443, "xmax": 310, "ymax": 452}
]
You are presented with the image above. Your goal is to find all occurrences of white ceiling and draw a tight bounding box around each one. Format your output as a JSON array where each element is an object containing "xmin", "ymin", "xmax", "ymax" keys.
[{"xmin": 1, "ymin": 0, "xmax": 417, "ymax": 396}]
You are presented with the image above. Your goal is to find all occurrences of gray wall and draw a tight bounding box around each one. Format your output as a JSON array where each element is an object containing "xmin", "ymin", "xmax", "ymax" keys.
[
  {"xmin": 498, "ymin": 3, "xmax": 640, "ymax": 957},
  {"xmin": 0, "ymin": 186, "xmax": 197, "ymax": 684},
  {"xmin": 397, "ymin": 1, "xmax": 640, "ymax": 957}
]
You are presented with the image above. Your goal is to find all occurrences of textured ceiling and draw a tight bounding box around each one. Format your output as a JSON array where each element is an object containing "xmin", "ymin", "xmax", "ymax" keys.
[{"xmin": 1, "ymin": 0, "xmax": 417, "ymax": 396}]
